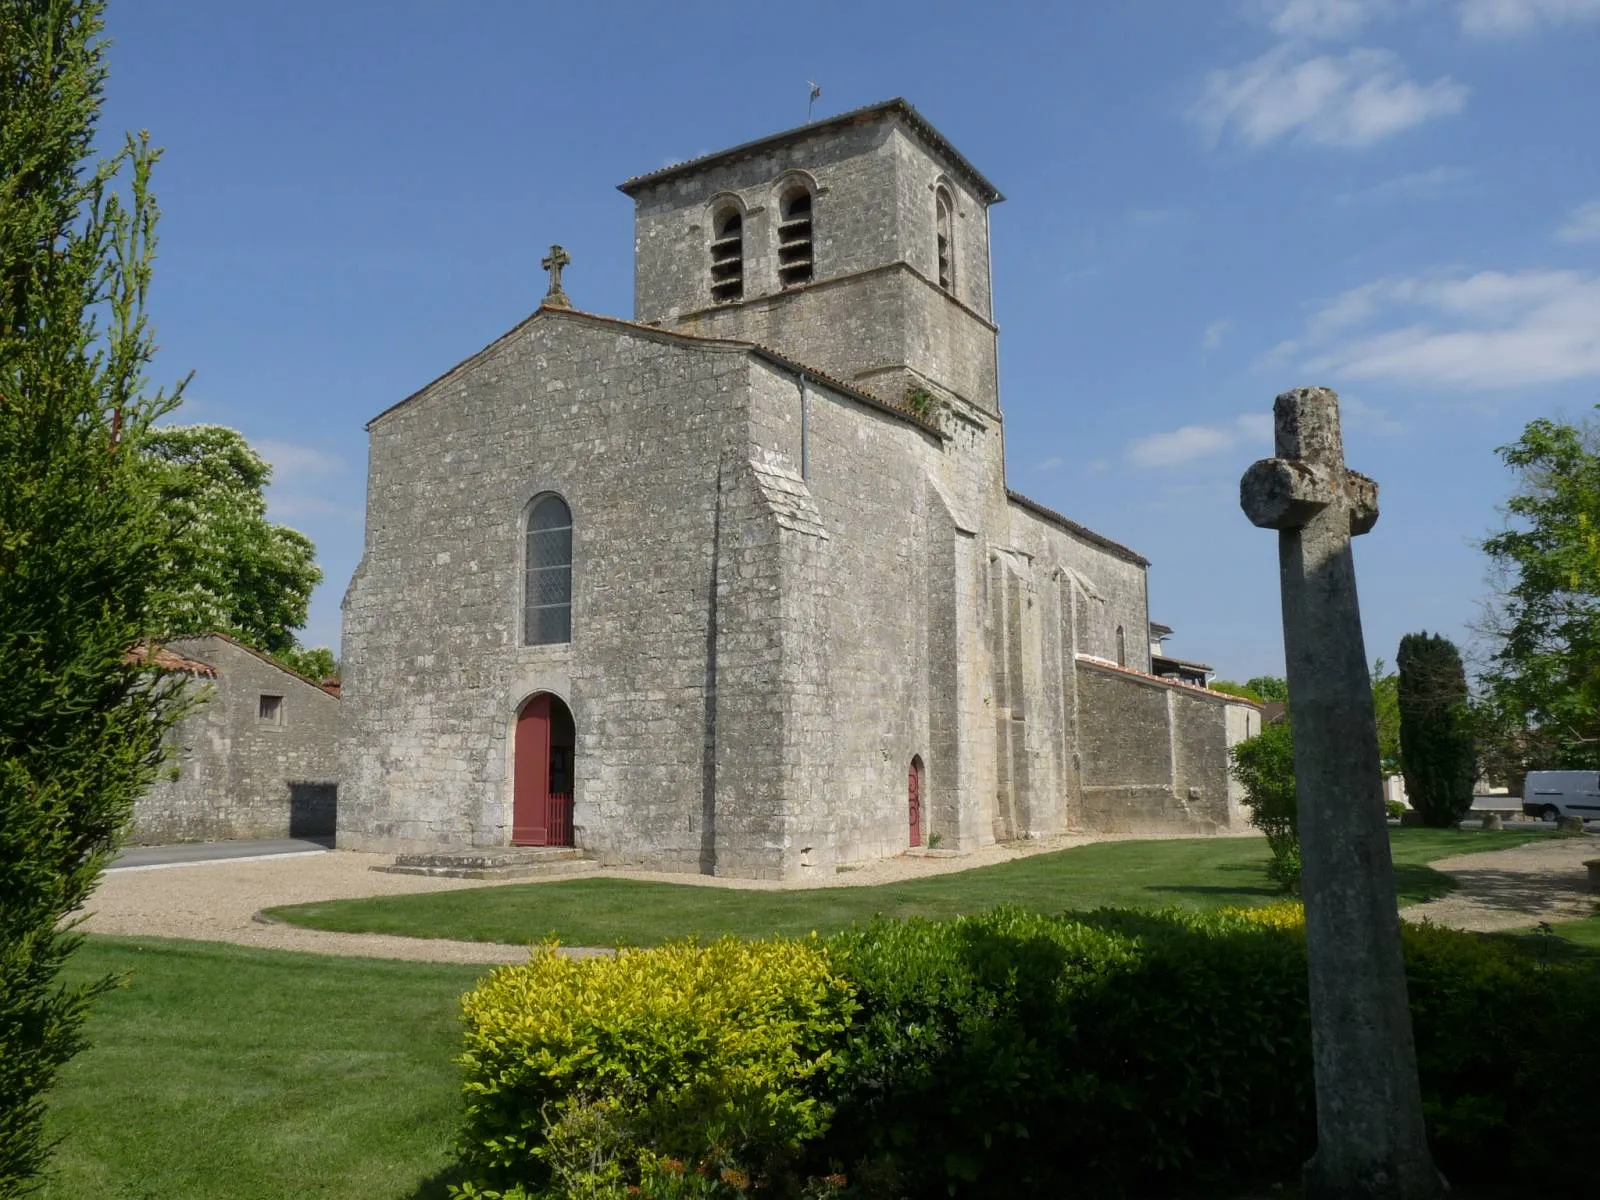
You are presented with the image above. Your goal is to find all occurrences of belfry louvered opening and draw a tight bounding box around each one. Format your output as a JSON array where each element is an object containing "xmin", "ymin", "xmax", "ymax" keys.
[
  {"xmin": 710, "ymin": 208, "xmax": 743, "ymax": 303},
  {"xmin": 777, "ymin": 186, "xmax": 814, "ymax": 287}
]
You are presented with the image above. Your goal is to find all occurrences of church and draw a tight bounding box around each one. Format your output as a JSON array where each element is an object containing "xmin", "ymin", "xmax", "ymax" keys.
[{"xmin": 338, "ymin": 99, "xmax": 1259, "ymax": 879}]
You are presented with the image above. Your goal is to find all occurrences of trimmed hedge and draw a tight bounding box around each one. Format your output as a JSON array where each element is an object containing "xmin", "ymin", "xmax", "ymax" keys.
[
  {"xmin": 452, "ymin": 937, "xmax": 855, "ymax": 1199},
  {"xmin": 825, "ymin": 905, "xmax": 1314, "ymax": 1197},
  {"xmin": 450, "ymin": 910, "xmax": 1600, "ymax": 1199}
]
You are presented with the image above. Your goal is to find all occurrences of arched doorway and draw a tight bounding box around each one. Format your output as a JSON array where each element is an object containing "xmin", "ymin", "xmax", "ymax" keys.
[
  {"xmin": 908, "ymin": 755, "xmax": 925, "ymax": 848},
  {"xmin": 513, "ymin": 693, "xmax": 575, "ymax": 846}
]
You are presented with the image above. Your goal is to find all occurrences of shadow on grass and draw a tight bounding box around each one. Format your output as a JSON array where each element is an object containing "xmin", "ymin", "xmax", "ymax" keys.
[
  {"xmin": 1392, "ymin": 862, "xmax": 1457, "ymax": 904},
  {"xmin": 409, "ymin": 1163, "xmax": 469, "ymax": 1199}
]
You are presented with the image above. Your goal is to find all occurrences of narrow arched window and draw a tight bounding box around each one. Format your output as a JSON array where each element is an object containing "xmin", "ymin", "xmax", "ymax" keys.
[
  {"xmin": 710, "ymin": 208, "xmax": 743, "ymax": 303},
  {"xmin": 1116, "ymin": 624, "xmax": 1127, "ymax": 668},
  {"xmin": 935, "ymin": 188, "xmax": 954, "ymax": 292},
  {"xmin": 524, "ymin": 494, "xmax": 572, "ymax": 645},
  {"xmin": 777, "ymin": 185, "xmax": 814, "ymax": 287}
]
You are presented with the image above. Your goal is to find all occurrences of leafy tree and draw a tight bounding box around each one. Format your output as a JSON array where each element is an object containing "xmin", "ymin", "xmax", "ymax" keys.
[
  {"xmin": 1228, "ymin": 721, "xmax": 1299, "ymax": 891},
  {"xmin": 274, "ymin": 644, "xmax": 338, "ymax": 681},
  {"xmin": 1371, "ymin": 659, "xmax": 1402, "ymax": 777},
  {"xmin": 1478, "ymin": 410, "xmax": 1600, "ymax": 770},
  {"xmin": 0, "ymin": 2, "xmax": 189, "ymax": 1188},
  {"xmin": 1245, "ymin": 675, "xmax": 1289, "ymax": 703},
  {"xmin": 1209, "ymin": 680, "xmax": 1264, "ymax": 703},
  {"xmin": 139, "ymin": 424, "xmax": 322, "ymax": 656},
  {"xmin": 1397, "ymin": 633, "xmax": 1475, "ymax": 828}
]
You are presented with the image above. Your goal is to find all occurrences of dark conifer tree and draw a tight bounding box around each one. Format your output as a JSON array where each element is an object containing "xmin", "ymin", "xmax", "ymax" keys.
[{"xmin": 1397, "ymin": 633, "xmax": 1476, "ymax": 828}]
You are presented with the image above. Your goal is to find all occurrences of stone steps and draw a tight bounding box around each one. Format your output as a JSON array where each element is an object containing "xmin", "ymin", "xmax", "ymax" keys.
[{"xmin": 377, "ymin": 846, "xmax": 596, "ymax": 881}]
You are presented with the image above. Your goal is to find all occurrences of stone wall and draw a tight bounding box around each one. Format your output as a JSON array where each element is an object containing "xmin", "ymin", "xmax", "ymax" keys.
[
  {"xmin": 630, "ymin": 108, "xmax": 1001, "ymax": 417},
  {"xmin": 131, "ymin": 634, "xmax": 340, "ymax": 843},
  {"xmin": 1074, "ymin": 657, "xmax": 1258, "ymax": 836},
  {"xmin": 342, "ymin": 313, "xmax": 751, "ymax": 866}
]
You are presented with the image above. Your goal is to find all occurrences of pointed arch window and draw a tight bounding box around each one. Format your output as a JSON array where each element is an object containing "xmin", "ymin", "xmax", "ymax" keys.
[
  {"xmin": 710, "ymin": 207, "xmax": 743, "ymax": 303},
  {"xmin": 777, "ymin": 185, "xmax": 814, "ymax": 287},
  {"xmin": 935, "ymin": 188, "xmax": 955, "ymax": 292},
  {"xmin": 524, "ymin": 494, "xmax": 572, "ymax": 646}
]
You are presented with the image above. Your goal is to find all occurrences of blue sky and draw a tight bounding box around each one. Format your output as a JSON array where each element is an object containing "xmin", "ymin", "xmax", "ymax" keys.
[{"xmin": 101, "ymin": 0, "xmax": 1600, "ymax": 680}]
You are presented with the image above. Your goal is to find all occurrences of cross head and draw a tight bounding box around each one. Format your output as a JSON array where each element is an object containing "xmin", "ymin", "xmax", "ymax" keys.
[
  {"xmin": 541, "ymin": 244, "xmax": 572, "ymax": 308},
  {"xmin": 1240, "ymin": 386, "xmax": 1378, "ymax": 537}
]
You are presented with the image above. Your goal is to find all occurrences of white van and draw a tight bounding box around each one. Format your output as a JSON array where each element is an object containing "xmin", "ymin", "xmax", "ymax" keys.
[{"xmin": 1522, "ymin": 771, "xmax": 1600, "ymax": 822}]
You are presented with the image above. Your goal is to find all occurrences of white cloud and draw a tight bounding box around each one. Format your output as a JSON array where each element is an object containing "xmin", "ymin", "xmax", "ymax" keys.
[
  {"xmin": 1459, "ymin": 0, "xmax": 1600, "ymax": 35},
  {"xmin": 1285, "ymin": 269, "xmax": 1600, "ymax": 388},
  {"xmin": 1127, "ymin": 413, "xmax": 1274, "ymax": 468},
  {"xmin": 1557, "ymin": 200, "xmax": 1600, "ymax": 243},
  {"xmin": 1194, "ymin": 45, "xmax": 1466, "ymax": 149},
  {"xmin": 256, "ymin": 439, "xmax": 344, "ymax": 483},
  {"xmin": 1259, "ymin": 0, "xmax": 1390, "ymax": 38},
  {"xmin": 1036, "ymin": 455, "xmax": 1066, "ymax": 472},
  {"xmin": 1340, "ymin": 395, "xmax": 1405, "ymax": 435},
  {"xmin": 1203, "ymin": 320, "xmax": 1234, "ymax": 350},
  {"xmin": 1334, "ymin": 165, "xmax": 1470, "ymax": 205}
]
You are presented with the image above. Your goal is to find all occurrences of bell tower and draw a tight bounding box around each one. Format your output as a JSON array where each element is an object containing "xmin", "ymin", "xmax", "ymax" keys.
[{"xmin": 619, "ymin": 99, "xmax": 1005, "ymax": 420}]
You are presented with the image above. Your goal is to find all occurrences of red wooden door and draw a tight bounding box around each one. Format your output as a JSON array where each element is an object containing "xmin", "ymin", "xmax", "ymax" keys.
[
  {"xmin": 513, "ymin": 694, "xmax": 552, "ymax": 845},
  {"xmin": 908, "ymin": 757, "xmax": 924, "ymax": 847}
]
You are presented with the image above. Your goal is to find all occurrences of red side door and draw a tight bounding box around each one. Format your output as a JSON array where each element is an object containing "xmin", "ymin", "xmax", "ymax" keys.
[
  {"xmin": 513, "ymin": 695, "xmax": 552, "ymax": 845},
  {"xmin": 908, "ymin": 758, "xmax": 923, "ymax": 847}
]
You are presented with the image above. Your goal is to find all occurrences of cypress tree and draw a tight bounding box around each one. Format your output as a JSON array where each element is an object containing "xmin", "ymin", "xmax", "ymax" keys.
[
  {"xmin": 0, "ymin": 2, "xmax": 188, "ymax": 1188},
  {"xmin": 1396, "ymin": 632, "xmax": 1476, "ymax": 829}
]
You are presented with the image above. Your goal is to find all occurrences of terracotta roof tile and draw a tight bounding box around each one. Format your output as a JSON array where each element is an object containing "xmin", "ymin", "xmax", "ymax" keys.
[
  {"xmin": 126, "ymin": 644, "xmax": 218, "ymax": 677},
  {"xmin": 1077, "ymin": 654, "xmax": 1261, "ymax": 707}
]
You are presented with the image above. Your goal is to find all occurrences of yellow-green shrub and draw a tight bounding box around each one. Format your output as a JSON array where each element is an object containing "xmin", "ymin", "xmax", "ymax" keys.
[{"xmin": 453, "ymin": 937, "xmax": 856, "ymax": 1198}]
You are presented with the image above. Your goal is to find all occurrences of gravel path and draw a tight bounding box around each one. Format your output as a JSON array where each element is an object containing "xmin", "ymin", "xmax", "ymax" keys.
[
  {"xmin": 81, "ymin": 830, "xmax": 1163, "ymax": 962},
  {"xmin": 1403, "ymin": 835, "xmax": 1598, "ymax": 932},
  {"xmin": 83, "ymin": 829, "xmax": 1591, "ymax": 964}
]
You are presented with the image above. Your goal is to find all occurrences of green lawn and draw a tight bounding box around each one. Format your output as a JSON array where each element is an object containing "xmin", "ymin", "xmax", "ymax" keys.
[
  {"xmin": 40, "ymin": 937, "xmax": 483, "ymax": 1200},
  {"xmin": 266, "ymin": 827, "xmax": 1546, "ymax": 948}
]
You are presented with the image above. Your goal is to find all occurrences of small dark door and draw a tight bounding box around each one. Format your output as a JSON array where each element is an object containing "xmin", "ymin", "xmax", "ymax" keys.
[
  {"xmin": 908, "ymin": 756, "xmax": 924, "ymax": 847},
  {"xmin": 513, "ymin": 695, "xmax": 553, "ymax": 845}
]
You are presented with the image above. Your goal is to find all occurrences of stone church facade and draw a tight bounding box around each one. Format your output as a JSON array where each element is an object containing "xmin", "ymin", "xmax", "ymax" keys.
[{"xmin": 339, "ymin": 99, "xmax": 1258, "ymax": 879}]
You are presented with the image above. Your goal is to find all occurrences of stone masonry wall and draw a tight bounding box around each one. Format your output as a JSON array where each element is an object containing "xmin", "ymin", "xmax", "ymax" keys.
[
  {"xmin": 1074, "ymin": 658, "xmax": 1257, "ymax": 836},
  {"xmin": 132, "ymin": 635, "xmax": 339, "ymax": 843},
  {"xmin": 632, "ymin": 119, "xmax": 901, "ymax": 323},
  {"xmin": 631, "ymin": 110, "xmax": 1001, "ymax": 417},
  {"xmin": 344, "ymin": 314, "xmax": 771, "ymax": 866}
]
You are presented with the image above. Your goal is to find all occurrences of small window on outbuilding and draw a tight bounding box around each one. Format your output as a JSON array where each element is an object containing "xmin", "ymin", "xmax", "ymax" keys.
[
  {"xmin": 710, "ymin": 208, "xmax": 743, "ymax": 303},
  {"xmin": 935, "ymin": 188, "xmax": 954, "ymax": 292},
  {"xmin": 259, "ymin": 694, "xmax": 284, "ymax": 724},
  {"xmin": 777, "ymin": 186, "xmax": 814, "ymax": 287},
  {"xmin": 524, "ymin": 494, "xmax": 573, "ymax": 646}
]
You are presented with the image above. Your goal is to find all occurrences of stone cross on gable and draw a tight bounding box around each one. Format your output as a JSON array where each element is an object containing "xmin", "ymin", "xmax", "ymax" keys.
[
  {"xmin": 1241, "ymin": 386, "xmax": 1444, "ymax": 1200},
  {"xmin": 541, "ymin": 244, "xmax": 572, "ymax": 309}
]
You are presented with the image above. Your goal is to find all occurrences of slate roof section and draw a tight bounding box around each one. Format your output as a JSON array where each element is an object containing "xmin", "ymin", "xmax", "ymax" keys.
[
  {"xmin": 748, "ymin": 456, "xmax": 828, "ymax": 538},
  {"xmin": 617, "ymin": 98, "xmax": 1004, "ymax": 204},
  {"xmin": 1006, "ymin": 490, "xmax": 1149, "ymax": 567}
]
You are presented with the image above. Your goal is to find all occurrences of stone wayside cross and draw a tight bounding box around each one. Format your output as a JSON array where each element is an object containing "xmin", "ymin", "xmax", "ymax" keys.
[
  {"xmin": 1240, "ymin": 387, "xmax": 1444, "ymax": 1200},
  {"xmin": 541, "ymin": 244, "xmax": 572, "ymax": 308}
]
